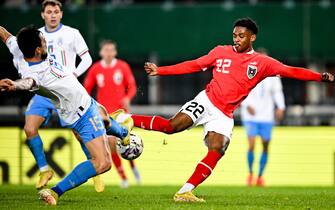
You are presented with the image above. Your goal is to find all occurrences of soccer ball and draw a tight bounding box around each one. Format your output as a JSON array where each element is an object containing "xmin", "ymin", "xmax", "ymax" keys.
[{"xmin": 117, "ymin": 133, "xmax": 144, "ymax": 160}]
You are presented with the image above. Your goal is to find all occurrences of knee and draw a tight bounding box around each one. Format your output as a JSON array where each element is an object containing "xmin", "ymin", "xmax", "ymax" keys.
[
  {"xmin": 207, "ymin": 133, "xmax": 230, "ymax": 155},
  {"xmin": 263, "ymin": 145, "xmax": 269, "ymax": 153},
  {"xmin": 262, "ymin": 141, "xmax": 269, "ymax": 153},
  {"xmin": 24, "ymin": 124, "xmax": 39, "ymax": 138},
  {"xmin": 95, "ymin": 156, "xmax": 112, "ymax": 174},
  {"xmin": 248, "ymin": 145, "xmax": 255, "ymax": 151}
]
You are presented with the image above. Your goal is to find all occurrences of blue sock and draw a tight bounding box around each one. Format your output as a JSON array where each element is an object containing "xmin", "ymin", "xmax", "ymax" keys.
[
  {"xmin": 106, "ymin": 117, "xmax": 128, "ymax": 139},
  {"xmin": 258, "ymin": 152, "xmax": 268, "ymax": 177},
  {"xmin": 51, "ymin": 160, "xmax": 97, "ymax": 197},
  {"xmin": 27, "ymin": 135, "xmax": 48, "ymax": 170},
  {"xmin": 80, "ymin": 141, "xmax": 91, "ymax": 160},
  {"xmin": 247, "ymin": 150, "xmax": 254, "ymax": 174}
]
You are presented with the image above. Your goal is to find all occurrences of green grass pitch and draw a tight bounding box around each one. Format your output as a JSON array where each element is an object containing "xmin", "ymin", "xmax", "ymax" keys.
[{"xmin": 0, "ymin": 185, "xmax": 334, "ymax": 209}]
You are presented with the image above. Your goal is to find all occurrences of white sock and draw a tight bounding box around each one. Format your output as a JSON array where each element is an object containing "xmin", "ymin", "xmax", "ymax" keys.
[
  {"xmin": 40, "ymin": 165, "xmax": 49, "ymax": 172},
  {"xmin": 177, "ymin": 183, "xmax": 195, "ymax": 194},
  {"xmin": 132, "ymin": 167, "xmax": 141, "ymax": 184}
]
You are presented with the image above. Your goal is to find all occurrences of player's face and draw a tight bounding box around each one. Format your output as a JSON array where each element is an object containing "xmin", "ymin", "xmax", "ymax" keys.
[
  {"xmin": 100, "ymin": 43, "xmax": 117, "ymax": 62},
  {"xmin": 232, "ymin": 26, "xmax": 256, "ymax": 53},
  {"xmin": 41, "ymin": 5, "xmax": 63, "ymax": 30}
]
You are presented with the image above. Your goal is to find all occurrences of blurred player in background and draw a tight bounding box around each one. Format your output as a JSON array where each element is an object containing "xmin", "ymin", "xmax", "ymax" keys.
[
  {"xmin": 131, "ymin": 18, "xmax": 334, "ymax": 202},
  {"xmin": 241, "ymin": 48, "xmax": 286, "ymax": 187},
  {"xmin": 84, "ymin": 40, "xmax": 140, "ymax": 187}
]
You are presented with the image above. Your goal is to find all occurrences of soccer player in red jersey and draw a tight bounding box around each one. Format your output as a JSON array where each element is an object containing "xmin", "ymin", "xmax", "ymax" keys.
[
  {"xmin": 84, "ymin": 40, "xmax": 136, "ymax": 114},
  {"xmin": 84, "ymin": 40, "xmax": 140, "ymax": 187},
  {"xmin": 131, "ymin": 18, "xmax": 334, "ymax": 202}
]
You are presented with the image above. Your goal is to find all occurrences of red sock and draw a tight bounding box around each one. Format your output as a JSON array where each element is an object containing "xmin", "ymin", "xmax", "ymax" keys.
[
  {"xmin": 187, "ymin": 150, "xmax": 222, "ymax": 187},
  {"xmin": 131, "ymin": 115, "xmax": 174, "ymax": 134},
  {"xmin": 111, "ymin": 152, "xmax": 127, "ymax": 180}
]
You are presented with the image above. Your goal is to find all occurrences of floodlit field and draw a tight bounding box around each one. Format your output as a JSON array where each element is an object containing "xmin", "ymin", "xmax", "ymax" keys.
[
  {"xmin": 0, "ymin": 185, "xmax": 334, "ymax": 209},
  {"xmin": 0, "ymin": 126, "xmax": 335, "ymax": 209}
]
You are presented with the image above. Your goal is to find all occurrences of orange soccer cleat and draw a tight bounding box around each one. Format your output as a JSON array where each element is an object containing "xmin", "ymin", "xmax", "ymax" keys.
[
  {"xmin": 256, "ymin": 176, "xmax": 265, "ymax": 187},
  {"xmin": 247, "ymin": 173, "xmax": 253, "ymax": 187}
]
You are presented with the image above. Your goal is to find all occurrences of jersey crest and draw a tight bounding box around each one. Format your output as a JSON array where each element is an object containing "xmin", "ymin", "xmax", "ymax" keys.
[
  {"xmin": 247, "ymin": 65, "xmax": 257, "ymax": 79},
  {"xmin": 113, "ymin": 70, "xmax": 123, "ymax": 85}
]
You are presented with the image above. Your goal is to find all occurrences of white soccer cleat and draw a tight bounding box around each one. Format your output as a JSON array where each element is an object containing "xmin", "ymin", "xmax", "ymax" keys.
[{"xmin": 120, "ymin": 179, "xmax": 129, "ymax": 188}]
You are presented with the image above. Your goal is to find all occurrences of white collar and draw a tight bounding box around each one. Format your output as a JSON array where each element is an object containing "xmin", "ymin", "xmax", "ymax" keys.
[
  {"xmin": 233, "ymin": 46, "xmax": 254, "ymax": 54},
  {"xmin": 100, "ymin": 58, "xmax": 117, "ymax": 68}
]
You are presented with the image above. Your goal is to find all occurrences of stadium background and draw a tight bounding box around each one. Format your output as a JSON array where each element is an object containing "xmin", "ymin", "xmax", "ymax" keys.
[{"xmin": 0, "ymin": 1, "xmax": 335, "ymax": 187}]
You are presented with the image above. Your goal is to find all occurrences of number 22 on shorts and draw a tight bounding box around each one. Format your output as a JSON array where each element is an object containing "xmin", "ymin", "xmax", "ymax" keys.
[{"xmin": 185, "ymin": 101, "xmax": 205, "ymax": 119}]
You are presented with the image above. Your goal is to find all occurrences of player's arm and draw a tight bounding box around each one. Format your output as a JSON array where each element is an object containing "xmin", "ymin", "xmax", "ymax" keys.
[
  {"xmin": 73, "ymin": 51, "xmax": 92, "ymax": 77},
  {"xmin": 145, "ymin": 46, "xmax": 219, "ymax": 76},
  {"xmin": 279, "ymin": 65, "xmax": 334, "ymax": 82},
  {"xmin": 72, "ymin": 29, "xmax": 92, "ymax": 77},
  {"xmin": 122, "ymin": 63, "xmax": 137, "ymax": 109},
  {"xmin": 272, "ymin": 78, "xmax": 286, "ymax": 121},
  {"xmin": 0, "ymin": 26, "xmax": 12, "ymax": 43},
  {"xmin": 144, "ymin": 60, "xmax": 201, "ymax": 76},
  {"xmin": 0, "ymin": 78, "xmax": 36, "ymax": 92},
  {"xmin": 266, "ymin": 58, "xmax": 334, "ymax": 82},
  {"xmin": 124, "ymin": 63, "xmax": 137, "ymax": 100},
  {"xmin": 241, "ymin": 92, "xmax": 256, "ymax": 115}
]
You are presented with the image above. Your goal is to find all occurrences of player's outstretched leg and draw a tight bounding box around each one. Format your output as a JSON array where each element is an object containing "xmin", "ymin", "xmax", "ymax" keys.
[
  {"xmin": 39, "ymin": 135, "xmax": 111, "ymax": 205},
  {"xmin": 24, "ymin": 115, "xmax": 54, "ymax": 190},
  {"xmin": 131, "ymin": 112, "xmax": 193, "ymax": 135},
  {"xmin": 75, "ymin": 130, "xmax": 105, "ymax": 193},
  {"xmin": 131, "ymin": 115, "xmax": 174, "ymax": 134},
  {"xmin": 174, "ymin": 132, "xmax": 230, "ymax": 202},
  {"xmin": 98, "ymin": 105, "xmax": 132, "ymax": 145},
  {"xmin": 80, "ymin": 142, "xmax": 105, "ymax": 193}
]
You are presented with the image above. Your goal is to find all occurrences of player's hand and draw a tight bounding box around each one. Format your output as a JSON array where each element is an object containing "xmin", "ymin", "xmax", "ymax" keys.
[
  {"xmin": 0, "ymin": 79, "xmax": 15, "ymax": 92},
  {"xmin": 246, "ymin": 106, "xmax": 256, "ymax": 115},
  {"xmin": 144, "ymin": 62, "xmax": 158, "ymax": 76},
  {"xmin": 275, "ymin": 109, "xmax": 285, "ymax": 122},
  {"xmin": 321, "ymin": 72, "xmax": 334, "ymax": 83},
  {"xmin": 0, "ymin": 26, "xmax": 12, "ymax": 43}
]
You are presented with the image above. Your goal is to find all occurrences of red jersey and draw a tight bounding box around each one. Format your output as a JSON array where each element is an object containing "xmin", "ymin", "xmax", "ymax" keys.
[
  {"xmin": 157, "ymin": 45, "xmax": 322, "ymax": 118},
  {"xmin": 84, "ymin": 59, "xmax": 137, "ymax": 113}
]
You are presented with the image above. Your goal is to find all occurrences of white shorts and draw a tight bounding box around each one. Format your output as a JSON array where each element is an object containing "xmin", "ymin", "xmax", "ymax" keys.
[{"xmin": 180, "ymin": 90, "xmax": 234, "ymax": 140}]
